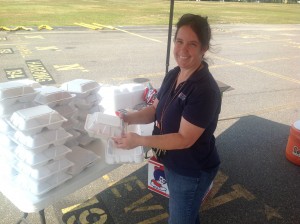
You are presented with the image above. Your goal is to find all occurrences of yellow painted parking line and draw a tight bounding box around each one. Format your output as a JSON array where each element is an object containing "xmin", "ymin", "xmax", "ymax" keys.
[
  {"xmin": 93, "ymin": 23, "xmax": 162, "ymax": 43},
  {"xmin": 212, "ymin": 55, "xmax": 300, "ymax": 85},
  {"xmin": 54, "ymin": 63, "xmax": 89, "ymax": 72},
  {"xmin": 79, "ymin": 208, "xmax": 107, "ymax": 224},
  {"xmin": 24, "ymin": 35, "xmax": 44, "ymax": 39},
  {"xmin": 111, "ymin": 72, "xmax": 163, "ymax": 82},
  {"xmin": 124, "ymin": 193, "xmax": 153, "ymax": 213},
  {"xmin": 74, "ymin": 22, "xmax": 103, "ymax": 30},
  {"xmin": 62, "ymin": 197, "xmax": 99, "ymax": 214},
  {"xmin": 38, "ymin": 25, "xmax": 53, "ymax": 30},
  {"xmin": 36, "ymin": 46, "xmax": 60, "ymax": 51},
  {"xmin": 244, "ymin": 63, "xmax": 300, "ymax": 84},
  {"xmin": 137, "ymin": 213, "xmax": 169, "ymax": 224},
  {"xmin": 264, "ymin": 204, "xmax": 283, "ymax": 221},
  {"xmin": 219, "ymin": 101, "xmax": 300, "ymax": 121},
  {"xmin": 0, "ymin": 43, "xmax": 26, "ymax": 46},
  {"xmin": 61, "ymin": 203, "xmax": 81, "ymax": 214},
  {"xmin": 0, "ymin": 26, "xmax": 10, "ymax": 31},
  {"xmin": 11, "ymin": 26, "xmax": 33, "ymax": 31},
  {"xmin": 102, "ymin": 174, "xmax": 110, "ymax": 181},
  {"xmin": 133, "ymin": 205, "xmax": 164, "ymax": 212}
]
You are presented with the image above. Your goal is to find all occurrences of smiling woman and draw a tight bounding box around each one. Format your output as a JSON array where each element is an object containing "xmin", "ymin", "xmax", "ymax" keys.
[{"xmin": 0, "ymin": 1, "xmax": 299, "ymax": 26}]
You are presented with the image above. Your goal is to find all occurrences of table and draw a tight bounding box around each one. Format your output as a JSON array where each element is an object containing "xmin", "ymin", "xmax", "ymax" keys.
[
  {"xmin": 0, "ymin": 81, "xmax": 230, "ymax": 224},
  {"xmin": 0, "ymin": 139, "xmax": 120, "ymax": 223}
]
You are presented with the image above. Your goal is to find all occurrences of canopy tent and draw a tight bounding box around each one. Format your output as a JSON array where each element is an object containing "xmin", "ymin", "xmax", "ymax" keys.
[{"xmin": 165, "ymin": 0, "xmax": 175, "ymax": 74}]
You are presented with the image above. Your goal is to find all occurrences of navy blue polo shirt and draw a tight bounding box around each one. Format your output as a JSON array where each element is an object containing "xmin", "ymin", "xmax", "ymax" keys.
[{"xmin": 154, "ymin": 62, "xmax": 221, "ymax": 177}]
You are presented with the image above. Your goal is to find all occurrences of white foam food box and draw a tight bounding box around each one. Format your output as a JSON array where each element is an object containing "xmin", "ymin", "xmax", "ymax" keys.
[
  {"xmin": 14, "ymin": 171, "xmax": 72, "ymax": 196},
  {"xmin": 0, "ymin": 132, "xmax": 17, "ymax": 151},
  {"xmin": 0, "ymin": 91, "xmax": 38, "ymax": 107},
  {"xmin": 16, "ymin": 79, "xmax": 42, "ymax": 89},
  {"xmin": 66, "ymin": 145, "xmax": 100, "ymax": 175},
  {"xmin": 34, "ymin": 86, "xmax": 75, "ymax": 107},
  {"xmin": 9, "ymin": 105, "xmax": 67, "ymax": 135},
  {"xmin": 0, "ymin": 80, "xmax": 36, "ymax": 101},
  {"xmin": 60, "ymin": 79, "xmax": 100, "ymax": 97},
  {"xmin": 54, "ymin": 104, "xmax": 77, "ymax": 119},
  {"xmin": 11, "ymin": 157, "xmax": 73, "ymax": 181},
  {"xmin": 10, "ymin": 128, "xmax": 72, "ymax": 153},
  {"xmin": 0, "ymin": 119, "xmax": 13, "ymax": 133},
  {"xmin": 0, "ymin": 102, "xmax": 35, "ymax": 118},
  {"xmin": 0, "ymin": 156, "xmax": 18, "ymax": 179},
  {"xmin": 105, "ymin": 124, "xmax": 144, "ymax": 164},
  {"xmin": 73, "ymin": 93, "xmax": 101, "ymax": 110},
  {"xmin": 84, "ymin": 112, "xmax": 122, "ymax": 139},
  {"xmin": 98, "ymin": 83, "xmax": 145, "ymax": 115},
  {"xmin": 76, "ymin": 104, "xmax": 102, "ymax": 121},
  {"xmin": 14, "ymin": 144, "xmax": 72, "ymax": 167}
]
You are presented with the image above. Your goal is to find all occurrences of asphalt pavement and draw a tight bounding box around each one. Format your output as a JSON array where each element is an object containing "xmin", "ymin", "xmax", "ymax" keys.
[{"xmin": 0, "ymin": 24, "xmax": 300, "ymax": 224}]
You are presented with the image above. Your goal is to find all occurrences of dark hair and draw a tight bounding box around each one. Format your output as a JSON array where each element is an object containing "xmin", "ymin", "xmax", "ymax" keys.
[{"xmin": 174, "ymin": 14, "xmax": 211, "ymax": 51}]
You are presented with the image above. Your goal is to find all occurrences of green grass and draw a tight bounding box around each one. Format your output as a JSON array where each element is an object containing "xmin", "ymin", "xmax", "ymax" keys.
[{"xmin": 0, "ymin": 0, "xmax": 299, "ymax": 26}]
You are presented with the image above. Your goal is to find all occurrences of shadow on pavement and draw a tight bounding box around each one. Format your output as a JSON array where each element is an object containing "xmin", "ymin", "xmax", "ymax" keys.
[{"xmin": 62, "ymin": 115, "xmax": 300, "ymax": 224}]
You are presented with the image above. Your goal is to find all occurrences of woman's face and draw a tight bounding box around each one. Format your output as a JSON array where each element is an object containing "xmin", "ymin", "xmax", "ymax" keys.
[{"xmin": 173, "ymin": 25, "xmax": 207, "ymax": 70}]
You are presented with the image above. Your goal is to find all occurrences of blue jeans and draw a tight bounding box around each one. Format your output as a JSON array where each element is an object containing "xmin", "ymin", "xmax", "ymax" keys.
[{"xmin": 164, "ymin": 166, "xmax": 219, "ymax": 224}]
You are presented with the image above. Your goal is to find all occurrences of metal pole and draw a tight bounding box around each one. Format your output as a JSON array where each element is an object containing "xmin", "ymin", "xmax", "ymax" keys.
[{"xmin": 165, "ymin": 0, "xmax": 175, "ymax": 75}]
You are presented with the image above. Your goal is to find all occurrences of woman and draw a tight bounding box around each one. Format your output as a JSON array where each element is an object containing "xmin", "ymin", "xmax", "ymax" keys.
[{"xmin": 113, "ymin": 14, "xmax": 221, "ymax": 224}]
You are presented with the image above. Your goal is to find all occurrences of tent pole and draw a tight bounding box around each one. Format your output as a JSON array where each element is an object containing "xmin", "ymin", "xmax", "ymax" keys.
[{"xmin": 165, "ymin": 0, "xmax": 175, "ymax": 75}]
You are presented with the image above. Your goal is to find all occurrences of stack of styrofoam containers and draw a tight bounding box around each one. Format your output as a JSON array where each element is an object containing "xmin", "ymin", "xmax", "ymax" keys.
[
  {"xmin": 98, "ymin": 83, "xmax": 145, "ymax": 116},
  {"xmin": 0, "ymin": 80, "xmax": 40, "ymax": 118},
  {"xmin": 60, "ymin": 79, "xmax": 102, "ymax": 147},
  {"xmin": 84, "ymin": 112, "xmax": 144, "ymax": 164},
  {"xmin": 59, "ymin": 79, "xmax": 102, "ymax": 175},
  {"xmin": 0, "ymin": 119, "xmax": 19, "ymax": 183},
  {"xmin": 2, "ymin": 105, "xmax": 74, "ymax": 196},
  {"xmin": 0, "ymin": 80, "xmax": 41, "ymax": 193},
  {"xmin": 33, "ymin": 86, "xmax": 78, "ymax": 147}
]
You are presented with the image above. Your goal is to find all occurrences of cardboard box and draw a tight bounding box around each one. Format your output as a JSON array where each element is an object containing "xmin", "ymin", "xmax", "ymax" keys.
[
  {"xmin": 148, "ymin": 156, "xmax": 169, "ymax": 198},
  {"xmin": 148, "ymin": 156, "xmax": 214, "ymax": 201}
]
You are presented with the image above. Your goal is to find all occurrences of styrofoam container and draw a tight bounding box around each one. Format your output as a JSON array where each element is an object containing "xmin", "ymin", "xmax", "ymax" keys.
[
  {"xmin": 14, "ymin": 144, "xmax": 72, "ymax": 167},
  {"xmin": 84, "ymin": 112, "xmax": 122, "ymax": 139},
  {"xmin": 62, "ymin": 117, "xmax": 79, "ymax": 131},
  {"xmin": 64, "ymin": 139, "xmax": 80, "ymax": 148},
  {"xmin": 15, "ymin": 171, "xmax": 72, "ymax": 196},
  {"xmin": 76, "ymin": 104, "xmax": 102, "ymax": 121},
  {"xmin": 60, "ymin": 79, "xmax": 100, "ymax": 97},
  {"xmin": 0, "ymin": 132, "xmax": 16, "ymax": 149},
  {"xmin": 54, "ymin": 104, "xmax": 77, "ymax": 119},
  {"xmin": 66, "ymin": 129, "xmax": 81, "ymax": 143},
  {"xmin": 12, "ymin": 158, "xmax": 73, "ymax": 181},
  {"xmin": 73, "ymin": 93, "xmax": 101, "ymax": 110},
  {"xmin": 9, "ymin": 105, "xmax": 67, "ymax": 135},
  {"xmin": 0, "ymin": 91, "xmax": 39, "ymax": 107},
  {"xmin": 34, "ymin": 86, "xmax": 75, "ymax": 107},
  {"xmin": 0, "ymin": 81, "xmax": 35, "ymax": 101},
  {"xmin": 105, "ymin": 124, "xmax": 144, "ymax": 164},
  {"xmin": 0, "ymin": 158, "xmax": 18, "ymax": 179},
  {"xmin": 98, "ymin": 83, "xmax": 145, "ymax": 115},
  {"xmin": 66, "ymin": 145, "xmax": 100, "ymax": 175},
  {"xmin": 105, "ymin": 129, "xmax": 144, "ymax": 164},
  {"xmin": 0, "ymin": 102, "xmax": 35, "ymax": 118},
  {"xmin": 73, "ymin": 120, "xmax": 87, "ymax": 133},
  {"xmin": 10, "ymin": 128, "xmax": 72, "ymax": 152},
  {"xmin": 0, "ymin": 118, "xmax": 13, "ymax": 133},
  {"xmin": 77, "ymin": 133, "xmax": 94, "ymax": 146},
  {"xmin": 16, "ymin": 79, "xmax": 42, "ymax": 89}
]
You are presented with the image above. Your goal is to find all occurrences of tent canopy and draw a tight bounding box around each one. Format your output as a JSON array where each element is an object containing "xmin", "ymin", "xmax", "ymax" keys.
[{"xmin": 165, "ymin": 0, "xmax": 175, "ymax": 74}]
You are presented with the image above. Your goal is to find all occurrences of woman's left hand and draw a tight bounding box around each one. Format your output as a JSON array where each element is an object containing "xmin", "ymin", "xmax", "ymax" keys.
[{"xmin": 112, "ymin": 132, "xmax": 140, "ymax": 150}]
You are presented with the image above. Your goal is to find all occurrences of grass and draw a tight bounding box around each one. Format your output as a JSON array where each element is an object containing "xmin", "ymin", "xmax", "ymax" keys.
[{"xmin": 0, "ymin": 0, "xmax": 300, "ymax": 26}]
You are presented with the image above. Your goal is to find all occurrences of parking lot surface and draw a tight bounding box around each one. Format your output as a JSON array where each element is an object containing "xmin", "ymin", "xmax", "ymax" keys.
[{"xmin": 0, "ymin": 24, "xmax": 300, "ymax": 224}]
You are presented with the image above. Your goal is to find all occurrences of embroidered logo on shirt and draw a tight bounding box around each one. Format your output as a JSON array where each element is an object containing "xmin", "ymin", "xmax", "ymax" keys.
[{"xmin": 178, "ymin": 92, "xmax": 186, "ymax": 101}]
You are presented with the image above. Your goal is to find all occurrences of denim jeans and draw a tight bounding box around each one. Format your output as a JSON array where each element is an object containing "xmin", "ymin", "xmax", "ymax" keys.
[{"xmin": 164, "ymin": 166, "xmax": 219, "ymax": 224}]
